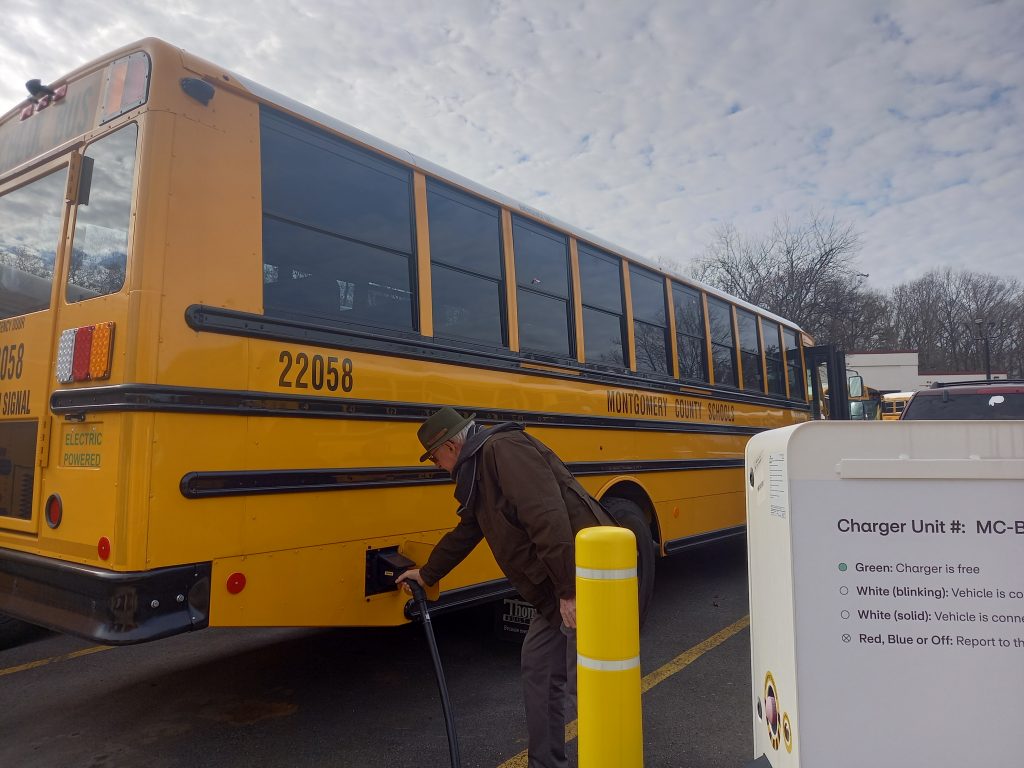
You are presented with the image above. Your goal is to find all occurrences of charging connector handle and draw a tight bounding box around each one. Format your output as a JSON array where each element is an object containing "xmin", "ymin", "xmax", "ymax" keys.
[{"xmin": 409, "ymin": 581, "xmax": 461, "ymax": 768}]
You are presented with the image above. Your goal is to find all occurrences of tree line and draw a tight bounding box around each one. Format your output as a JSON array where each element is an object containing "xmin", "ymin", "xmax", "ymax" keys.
[{"xmin": 688, "ymin": 214, "xmax": 1023, "ymax": 379}]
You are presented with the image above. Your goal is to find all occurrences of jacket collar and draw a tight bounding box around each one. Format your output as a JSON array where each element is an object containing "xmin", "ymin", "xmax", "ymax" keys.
[{"xmin": 452, "ymin": 422, "xmax": 524, "ymax": 512}]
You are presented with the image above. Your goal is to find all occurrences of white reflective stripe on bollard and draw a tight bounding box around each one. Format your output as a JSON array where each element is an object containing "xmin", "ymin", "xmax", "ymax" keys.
[
  {"xmin": 577, "ymin": 654, "xmax": 641, "ymax": 672},
  {"xmin": 575, "ymin": 566, "xmax": 638, "ymax": 580}
]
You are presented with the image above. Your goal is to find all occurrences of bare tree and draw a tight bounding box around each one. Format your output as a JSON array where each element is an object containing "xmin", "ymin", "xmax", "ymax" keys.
[
  {"xmin": 688, "ymin": 213, "xmax": 1023, "ymax": 378},
  {"xmin": 890, "ymin": 268, "xmax": 1021, "ymax": 376},
  {"xmin": 690, "ymin": 213, "xmax": 867, "ymax": 348}
]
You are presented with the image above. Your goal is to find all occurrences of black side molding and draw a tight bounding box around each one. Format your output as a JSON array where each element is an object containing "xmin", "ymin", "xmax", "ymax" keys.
[
  {"xmin": 663, "ymin": 525, "xmax": 746, "ymax": 555},
  {"xmin": 404, "ymin": 578, "xmax": 516, "ymax": 621},
  {"xmin": 0, "ymin": 549, "xmax": 211, "ymax": 645}
]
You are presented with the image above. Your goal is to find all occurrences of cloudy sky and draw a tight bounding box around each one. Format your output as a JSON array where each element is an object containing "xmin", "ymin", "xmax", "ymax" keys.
[{"xmin": 4, "ymin": 0, "xmax": 1022, "ymax": 287}]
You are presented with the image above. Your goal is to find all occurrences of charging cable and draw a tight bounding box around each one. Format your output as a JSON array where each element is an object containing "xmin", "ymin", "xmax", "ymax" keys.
[{"xmin": 408, "ymin": 581, "xmax": 462, "ymax": 768}]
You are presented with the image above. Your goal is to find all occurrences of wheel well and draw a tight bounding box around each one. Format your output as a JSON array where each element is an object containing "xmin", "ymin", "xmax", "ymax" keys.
[{"xmin": 601, "ymin": 481, "xmax": 661, "ymax": 547}]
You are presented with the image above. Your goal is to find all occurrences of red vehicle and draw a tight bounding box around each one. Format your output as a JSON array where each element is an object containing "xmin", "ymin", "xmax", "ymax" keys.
[{"xmin": 900, "ymin": 380, "xmax": 1024, "ymax": 420}]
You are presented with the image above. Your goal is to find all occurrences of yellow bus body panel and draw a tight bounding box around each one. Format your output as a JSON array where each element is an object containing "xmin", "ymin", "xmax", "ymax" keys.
[{"xmin": 0, "ymin": 38, "xmax": 814, "ymax": 635}]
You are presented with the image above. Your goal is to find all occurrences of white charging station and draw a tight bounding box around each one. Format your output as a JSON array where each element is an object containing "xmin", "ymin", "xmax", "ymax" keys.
[{"xmin": 745, "ymin": 421, "xmax": 1024, "ymax": 767}]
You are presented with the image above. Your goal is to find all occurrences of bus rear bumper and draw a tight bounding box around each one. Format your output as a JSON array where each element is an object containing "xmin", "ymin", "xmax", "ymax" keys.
[{"xmin": 0, "ymin": 549, "xmax": 211, "ymax": 645}]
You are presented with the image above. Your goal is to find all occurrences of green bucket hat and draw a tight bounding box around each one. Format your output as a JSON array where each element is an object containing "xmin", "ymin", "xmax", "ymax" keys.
[{"xmin": 417, "ymin": 406, "xmax": 476, "ymax": 462}]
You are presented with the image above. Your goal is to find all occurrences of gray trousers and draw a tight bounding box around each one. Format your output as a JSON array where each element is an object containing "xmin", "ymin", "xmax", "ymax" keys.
[{"xmin": 521, "ymin": 612, "xmax": 578, "ymax": 768}]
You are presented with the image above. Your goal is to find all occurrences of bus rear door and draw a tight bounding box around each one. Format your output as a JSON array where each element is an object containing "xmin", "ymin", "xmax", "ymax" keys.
[{"xmin": 0, "ymin": 156, "xmax": 79, "ymax": 539}]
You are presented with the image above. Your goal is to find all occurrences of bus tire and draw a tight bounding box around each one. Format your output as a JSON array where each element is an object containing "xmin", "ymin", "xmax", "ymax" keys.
[{"xmin": 600, "ymin": 496, "xmax": 656, "ymax": 626}]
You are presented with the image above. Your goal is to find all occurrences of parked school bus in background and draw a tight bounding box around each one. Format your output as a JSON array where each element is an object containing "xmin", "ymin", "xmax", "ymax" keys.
[
  {"xmin": 0, "ymin": 40, "xmax": 849, "ymax": 643},
  {"xmin": 881, "ymin": 392, "xmax": 915, "ymax": 420},
  {"xmin": 847, "ymin": 377, "xmax": 882, "ymax": 421}
]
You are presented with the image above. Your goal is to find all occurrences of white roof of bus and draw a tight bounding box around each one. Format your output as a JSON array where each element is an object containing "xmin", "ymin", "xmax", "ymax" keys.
[
  {"xmin": 883, "ymin": 391, "xmax": 917, "ymax": 400},
  {"xmin": 234, "ymin": 73, "xmax": 803, "ymax": 333}
]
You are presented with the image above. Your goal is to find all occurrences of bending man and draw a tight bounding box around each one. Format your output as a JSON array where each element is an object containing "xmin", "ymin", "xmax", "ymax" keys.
[{"xmin": 397, "ymin": 406, "xmax": 614, "ymax": 768}]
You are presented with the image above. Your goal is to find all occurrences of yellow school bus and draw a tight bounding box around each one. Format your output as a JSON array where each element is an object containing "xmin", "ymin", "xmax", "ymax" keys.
[
  {"xmin": 0, "ymin": 39, "xmax": 843, "ymax": 643},
  {"xmin": 848, "ymin": 384, "xmax": 882, "ymax": 420},
  {"xmin": 881, "ymin": 392, "xmax": 915, "ymax": 420}
]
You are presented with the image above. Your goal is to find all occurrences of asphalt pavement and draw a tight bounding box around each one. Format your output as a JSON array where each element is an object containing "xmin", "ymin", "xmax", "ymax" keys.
[{"xmin": 0, "ymin": 537, "xmax": 753, "ymax": 767}]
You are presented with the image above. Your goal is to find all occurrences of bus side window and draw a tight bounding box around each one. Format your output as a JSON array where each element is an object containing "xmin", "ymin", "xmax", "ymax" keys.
[
  {"xmin": 262, "ymin": 219, "xmax": 414, "ymax": 331},
  {"xmin": 259, "ymin": 107, "xmax": 416, "ymax": 333},
  {"xmin": 782, "ymin": 327, "xmax": 805, "ymax": 401},
  {"xmin": 512, "ymin": 216, "xmax": 572, "ymax": 359},
  {"xmin": 427, "ymin": 181, "xmax": 506, "ymax": 348},
  {"xmin": 629, "ymin": 265, "xmax": 670, "ymax": 375},
  {"xmin": 671, "ymin": 283, "xmax": 708, "ymax": 383},
  {"xmin": 706, "ymin": 296, "xmax": 738, "ymax": 387},
  {"xmin": 577, "ymin": 245, "xmax": 627, "ymax": 369},
  {"xmin": 763, "ymin": 320, "xmax": 787, "ymax": 395},
  {"xmin": 736, "ymin": 308, "xmax": 765, "ymax": 393}
]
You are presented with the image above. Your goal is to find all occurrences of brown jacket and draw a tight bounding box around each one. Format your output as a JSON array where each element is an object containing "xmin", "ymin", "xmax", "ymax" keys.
[{"xmin": 420, "ymin": 427, "xmax": 611, "ymax": 627}]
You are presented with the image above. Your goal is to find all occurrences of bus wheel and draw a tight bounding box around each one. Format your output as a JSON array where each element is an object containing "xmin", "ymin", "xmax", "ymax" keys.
[{"xmin": 600, "ymin": 497, "xmax": 656, "ymax": 626}]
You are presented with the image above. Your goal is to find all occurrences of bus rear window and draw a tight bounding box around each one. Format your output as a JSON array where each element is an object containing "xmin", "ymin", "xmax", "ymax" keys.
[
  {"xmin": 902, "ymin": 391, "xmax": 1024, "ymax": 420},
  {"xmin": 68, "ymin": 124, "xmax": 137, "ymax": 302},
  {"xmin": 0, "ymin": 170, "xmax": 65, "ymax": 320}
]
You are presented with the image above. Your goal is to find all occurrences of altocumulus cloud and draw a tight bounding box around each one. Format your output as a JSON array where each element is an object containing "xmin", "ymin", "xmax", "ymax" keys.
[{"xmin": 3, "ymin": 0, "xmax": 1022, "ymax": 286}]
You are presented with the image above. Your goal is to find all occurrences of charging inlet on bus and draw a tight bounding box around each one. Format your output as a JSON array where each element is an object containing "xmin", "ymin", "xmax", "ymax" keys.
[{"xmin": 365, "ymin": 547, "xmax": 415, "ymax": 596}]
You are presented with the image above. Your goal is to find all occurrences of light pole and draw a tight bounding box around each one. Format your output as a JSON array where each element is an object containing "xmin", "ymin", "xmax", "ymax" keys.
[{"xmin": 970, "ymin": 319, "xmax": 1001, "ymax": 381}]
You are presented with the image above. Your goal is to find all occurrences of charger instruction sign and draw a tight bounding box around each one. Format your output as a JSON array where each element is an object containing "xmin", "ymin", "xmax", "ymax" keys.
[{"xmin": 745, "ymin": 422, "xmax": 1023, "ymax": 768}]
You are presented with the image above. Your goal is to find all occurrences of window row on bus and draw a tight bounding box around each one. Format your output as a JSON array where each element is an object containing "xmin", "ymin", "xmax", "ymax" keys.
[{"xmin": 259, "ymin": 108, "xmax": 805, "ymax": 399}]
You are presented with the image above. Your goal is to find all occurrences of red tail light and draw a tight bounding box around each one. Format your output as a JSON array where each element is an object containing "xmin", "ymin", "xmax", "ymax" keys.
[
  {"xmin": 45, "ymin": 494, "xmax": 62, "ymax": 529},
  {"xmin": 226, "ymin": 573, "xmax": 247, "ymax": 594},
  {"xmin": 71, "ymin": 326, "xmax": 94, "ymax": 381}
]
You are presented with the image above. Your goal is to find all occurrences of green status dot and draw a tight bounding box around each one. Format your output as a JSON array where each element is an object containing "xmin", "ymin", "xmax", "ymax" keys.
[{"xmin": 838, "ymin": 562, "xmax": 848, "ymax": 572}]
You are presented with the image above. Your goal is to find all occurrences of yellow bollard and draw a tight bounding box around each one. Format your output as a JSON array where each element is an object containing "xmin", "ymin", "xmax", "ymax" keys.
[{"xmin": 576, "ymin": 526, "xmax": 643, "ymax": 767}]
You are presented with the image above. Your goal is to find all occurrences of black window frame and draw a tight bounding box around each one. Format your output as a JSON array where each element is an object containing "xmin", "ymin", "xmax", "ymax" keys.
[
  {"xmin": 783, "ymin": 327, "xmax": 805, "ymax": 401},
  {"xmin": 706, "ymin": 296, "xmax": 738, "ymax": 388},
  {"xmin": 512, "ymin": 216, "xmax": 574, "ymax": 361},
  {"xmin": 259, "ymin": 106, "xmax": 419, "ymax": 336},
  {"xmin": 427, "ymin": 179, "xmax": 508, "ymax": 350},
  {"xmin": 736, "ymin": 308, "xmax": 765, "ymax": 393},
  {"xmin": 763, "ymin": 319, "xmax": 787, "ymax": 396},
  {"xmin": 578, "ymin": 244, "xmax": 628, "ymax": 370},
  {"xmin": 629, "ymin": 265, "xmax": 670, "ymax": 376},
  {"xmin": 672, "ymin": 282, "xmax": 709, "ymax": 383}
]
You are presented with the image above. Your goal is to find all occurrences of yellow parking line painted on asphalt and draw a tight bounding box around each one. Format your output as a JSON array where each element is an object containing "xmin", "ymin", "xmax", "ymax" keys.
[
  {"xmin": 640, "ymin": 614, "xmax": 750, "ymax": 693},
  {"xmin": 496, "ymin": 615, "xmax": 750, "ymax": 768},
  {"xmin": 0, "ymin": 645, "xmax": 113, "ymax": 678}
]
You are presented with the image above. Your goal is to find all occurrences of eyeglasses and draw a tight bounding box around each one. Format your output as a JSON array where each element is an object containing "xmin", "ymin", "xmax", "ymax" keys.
[{"xmin": 427, "ymin": 442, "xmax": 449, "ymax": 465}]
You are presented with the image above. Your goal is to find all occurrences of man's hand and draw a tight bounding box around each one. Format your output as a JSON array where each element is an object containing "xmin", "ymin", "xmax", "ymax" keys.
[
  {"xmin": 395, "ymin": 568, "xmax": 426, "ymax": 595},
  {"xmin": 559, "ymin": 597, "xmax": 576, "ymax": 630}
]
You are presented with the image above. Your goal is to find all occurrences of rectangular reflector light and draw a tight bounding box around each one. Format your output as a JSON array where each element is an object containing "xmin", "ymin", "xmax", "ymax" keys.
[
  {"xmin": 56, "ymin": 322, "xmax": 115, "ymax": 384},
  {"xmin": 89, "ymin": 322, "xmax": 115, "ymax": 379},
  {"xmin": 56, "ymin": 328, "xmax": 76, "ymax": 383},
  {"xmin": 72, "ymin": 326, "xmax": 94, "ymax": 382}
]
